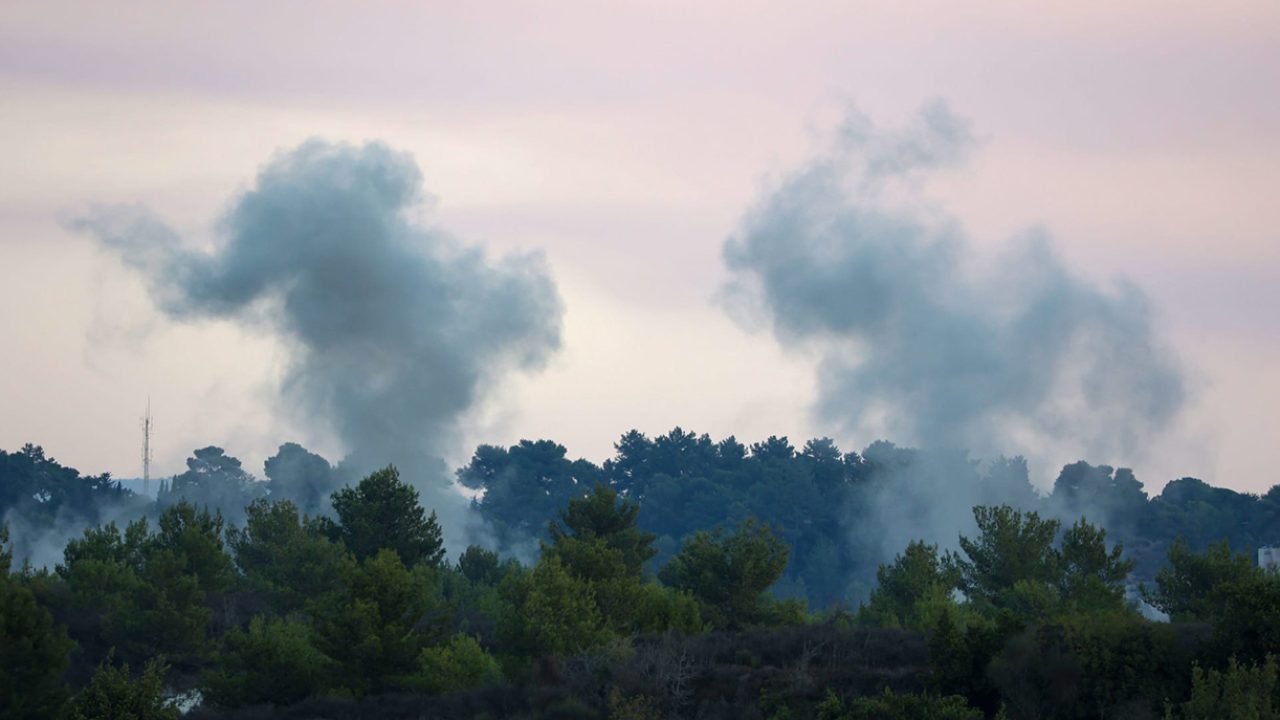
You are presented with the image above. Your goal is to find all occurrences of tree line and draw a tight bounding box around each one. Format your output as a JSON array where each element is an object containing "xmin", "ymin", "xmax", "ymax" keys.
[{"xmin": 2, "ymin": 432, "xmax": 1280, "ymax": 718}]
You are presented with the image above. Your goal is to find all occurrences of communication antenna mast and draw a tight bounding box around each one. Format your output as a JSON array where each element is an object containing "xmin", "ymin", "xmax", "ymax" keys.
[{"xmin": 142, "ymin": 399, "xmax": 153, "ymax": 496}]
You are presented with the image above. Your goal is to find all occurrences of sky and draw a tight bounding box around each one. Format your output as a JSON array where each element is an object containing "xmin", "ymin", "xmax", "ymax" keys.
[{"xmin": 1, "ymin": 1, "xmax": 1277, "ymax": 494}]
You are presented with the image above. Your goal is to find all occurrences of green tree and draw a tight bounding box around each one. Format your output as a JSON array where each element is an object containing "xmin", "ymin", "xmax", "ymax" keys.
[
  {"xmin": 457, "ymin": 440, "xmax": 598, "ymax": 539},
  {"xmin": 929, "ymin": 609, "xmax": 1023, "ymax": 714},
  {"xmin": 456, "ymin": 545, "xmax": 504, "ymax": 586},
  {"xmin": 1144, "ymin": 538, "xmax": 1258, "ymax": 622},
  {"xmin": 988, "ymin": 615, "xmax": 1190, "ymax": 720},
  {"xmin": 159, "ymin": 445, "xmax": 262, "ymax": 516},
  {"xmin": 659, "ymin": 517, "xmax": 790, "ymax": 629},
  {"xmin": 140, "ymin": 503, "xmax": 234, "ymax": 665},
  {"xmin": 330, "ymin": 466, "xmax": 446, "ymax": 567},
  {"xmin": 310, "ymin": 548, "xmax": 446, "ymax": 694},
  {"xmin": 1, "ymin": 523, "xmax": 12, "ymax": 573},
  {"xmin": 263, "ymin": 442, "xmax": 337, "ymax": 514},
  {"xmin": 1051, "ymin": 462, "xmax": 1148, "ymax": 536},
  {"xmin": 1210, "ymin": 571, "xmax": 1280, "ymax": 666},
  {"xmin": 0, "ymin": 574, "xmax": 73, "ymax": 720},
  {"xmin": 497, "ymin": 555, "xmax": 610, "ymax": 658},
  {"xmin": 1058, "ymin": 518, "xmax": 1135, "ymax": 614},
  {"xmin": 440, "ymin": 547, "xmax": 514, "ymax": 643},
  {"xmin": 816, "ymin": 687, "xmax": 983, "ymax": 720},
  {"xmin": 0, "ymin": 446, "xmax": 133, "ymax": 536},
  {"xmin": 1060, "ymin": 614, "xmax": 1191, "ymax": 719},
  {"xmin": 59, "ymin": 504, "xmax": 232, "ymax": 667},
  {"xmin": 65, "ymin": 653, "xmax": 177, "ymax": 720},
  {"xmin": 227, "ymin": 498, "xmax": 355, "ymax": 614},
  {"xmin": 203, "ymin": 616, "xmax": 337, "ymax": 707},
  {"xmin": 618, "ymin": 580, "xmax": 704, "ymax": 635},
  {"xmin": 859, "ymin": 540, "xmax": 959, "ymax": 631},
  {"xmin": 951, "ymin": 505, "xmax": 1061, "ymax": 617},
  {"xmin": 1165, "ymin": 656, "xmax": 1280, "ymax": 720},
  {"xmin": 150, "ymin": 501, "xmax": 234, "ymax": 597},
  {"xmin": 58, "ymin": 520, "xmax": 152, "ymax": 659},
  {"xmin": 548, "ymin": 484, "xmax": 656, "ymax": 579},
  {"xmin": 542, "ymin": 484, "xmax": 681, "ymax": 634},
  {"xmin": 413, "ymin": 633, "xmax": 501, "ymax": 694}
]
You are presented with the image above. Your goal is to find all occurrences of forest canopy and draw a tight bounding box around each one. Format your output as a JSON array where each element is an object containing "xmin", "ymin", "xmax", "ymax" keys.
[{"xmin": 2, "ymin": 431, "xmax": 1279, "ymax": 719}]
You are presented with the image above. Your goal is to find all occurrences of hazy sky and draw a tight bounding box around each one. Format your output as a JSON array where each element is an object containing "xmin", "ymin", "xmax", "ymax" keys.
[{"xmin": 2, "ymin": 1, "xmax": 1277, "ymax": 494}]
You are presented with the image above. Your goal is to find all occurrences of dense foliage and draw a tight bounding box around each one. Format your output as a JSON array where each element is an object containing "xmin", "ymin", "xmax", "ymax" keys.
[{"xmin": 2, "ymin": 432, "xmax": 1279, "ymax": 718}]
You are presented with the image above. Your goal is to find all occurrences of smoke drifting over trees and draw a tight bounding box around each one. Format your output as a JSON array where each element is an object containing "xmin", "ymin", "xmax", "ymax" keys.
[
  {"xmin": 722, "ymin": 102, "xmax": 1186, "ymax": 465},
  {"xmin": 74, "ymin": 140, "xmax": 563, "ymax": 544},
  {"xmin": 8, "ymin": 111, "xmax": 1270, "ymax": 718},
  {"xmin": 4, "ymin": 434, "xmax": 1280, "ymax": 719},
  {"xmin": 55, "ymin": 114, "xmax": 1198, "ymax": 591}
]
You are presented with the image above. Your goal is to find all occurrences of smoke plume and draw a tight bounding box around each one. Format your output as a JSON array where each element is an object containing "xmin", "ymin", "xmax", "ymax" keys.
[
  {"xmin": 75, "ymin": 140, "xmax": 563, "ymax": 544},
  {"xmin": 723, "ymin": 102, "xmax": 1185, "ymax": 468}
]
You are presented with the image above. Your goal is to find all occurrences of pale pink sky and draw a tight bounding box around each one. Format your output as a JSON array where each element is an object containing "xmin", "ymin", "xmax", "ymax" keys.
[{"xmin": 1, "ymin": 1, "xmax": 1277, "ymax": 493}]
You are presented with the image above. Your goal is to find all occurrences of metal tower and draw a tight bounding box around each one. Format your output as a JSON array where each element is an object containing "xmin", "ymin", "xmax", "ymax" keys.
[{"xmin": 142, "ymin": 399, "xmax": 153, "ymax": 496}]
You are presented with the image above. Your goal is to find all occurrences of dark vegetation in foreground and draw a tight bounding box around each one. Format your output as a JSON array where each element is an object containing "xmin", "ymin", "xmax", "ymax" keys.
[{"xmin": 3, "ymin": 432, "xmax": 1280, "ymax": 719}]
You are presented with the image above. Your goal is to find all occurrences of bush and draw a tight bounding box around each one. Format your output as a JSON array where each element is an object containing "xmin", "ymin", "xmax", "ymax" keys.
[
  {"xmin": 413, "ymin": 634, "xmax": 501, "ymax": 695},
  {"xmin": 65, "ymin": 652, "xmax": 177, "ymax": 720},
  {"xmin": 0, "ymin": 575, "xmax": 73, "ymax": 719},
  {"xmin": 204, "ymin": 616, "xmax": 338, "ymax": 707},
  {"xmin": 817, "ymin": 687, "xmax": 983, "ymax": 720},
  {"xmin": 1165, "ymin": 656, "xmax": 1280, "ymax": 720}
]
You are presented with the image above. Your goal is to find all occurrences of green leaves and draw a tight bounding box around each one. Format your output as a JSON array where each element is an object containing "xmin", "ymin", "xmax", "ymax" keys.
[
  {"xmin": 659, "ymin": 518, "xmax": 789, "ymax": 629},
  {"xmin": 859, "ymin": 541, "xmax": 959, "ymax": 631},
  {"xmin": 548, "ymin": 484, "xmax": 657, "ymax": 580},
  {"xmin": 65, "ymin": 653, "xmax": 177, "ymax": 720},
  {"xmin": 953, "ymin": 506, "xmax": 1061, "ymax": 613},
  {"xmin": 1167, "ymin": 656, "xmax": 1280, "ymax": 720},
  {"xmin": 310, "ymin": 549, "xmax": 446, "ymax": 695},
  {"xmin": 816, "ymin": 686, "xmax": 984, "ymax": 720},
  {"xmin": 159, "ymin": 446, "xmax": 263, "ymax": 518},
  {"xmin": 949, "ymin": 506, "xmax": 1134, "ymax": 621},
  {"xmin": 228, "ymin": 498, "xmax": 355, "ymax": 615},
  {"xmin": 0, "ymin": 574, "xmax": 73, "ymax": 720},
  {"xmin": 57, "ymin": 502, "xmax": 234, "ymax": 667},
  {"xmin": 498, "ymin": 556, "xmax": 610, "ymax": 658},
  {"xmin": 414, "ymin": 633, "xmax": 501, "ymax": 695},
  {"xmin": 330, "ymin": 466, "xmax": 446, "ymax": 568},
  {"xmin": 0, "ymin": 523, "xmax": 11, "ymax": 573},
  {"xmin": 203, "ymin": 617, "xmax": 337, "ymax": 708},
  {"xmin": 1144, "ymin": 538, "xmax": 1258, "ymax": 622},
  {"xmin": 1058, "ymin": 518, "xmax": 1135, "ymax": 615}
]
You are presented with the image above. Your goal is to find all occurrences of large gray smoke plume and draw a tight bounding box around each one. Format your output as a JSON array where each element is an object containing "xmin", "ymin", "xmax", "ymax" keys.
[
  {"xmin": 723, "ymin": 103, "xmax": 1185, "ymax": 467},
  {"xmin": 76, "ymin": 140, "xmax": 562, "ymax": 543}
]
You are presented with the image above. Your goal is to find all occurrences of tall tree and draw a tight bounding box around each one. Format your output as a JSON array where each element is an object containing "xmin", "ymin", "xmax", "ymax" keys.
[
  {"xmin": 58, "ymin": 502, "xmax": 232, "ymax": 667},
  {"xmin": 227, "ymin": 498, "xmax": 355, "ymax": 614},
  {"xmin": 65, "ymin": 653, "xmax": 177, "ymax": 720},
  {"xmin": 548, "ymin": 484, "xmax": 656, "ymax": 579},
  {"xmin": 0, "ymin": 573, "xmax": 73, "ymax": 719},
  {"xmin": 497, "ymin": 556, "xmax": 610, "ymax": 658},
  {"xmin": 860, "ymin": 540, "xmax": 960, "ymax": 631},
  {"xmin": 263, "ymin": 442, "xmax": 337, "ymax": 514},
  {"xmin": 310, "ymin": 549, "xmax": 447, "ymax": 695},
  {"xmin": 160, "ymin": 446, "xmax": 263, "ymax": 519},
  {"xmin": 458, "ymin": 440, "xmax": 598, "ymax": 539},
  {"xmin": 1143, "ymin": 538, "xmax": 1257, "ymax": 622},
  {"xmin": 951, "ymin": 505, "xmax": 1061, "ymax": 615},
  {"xmin": 542, "ymin": 484, "xmax": 689, "ymax": 635},
  {"xmin": 329, "ymin": 466, "xmax": 446, "ymax": 567},
  {"xmin": 203, "ymin": 617, "xmax": 337, "ymax": 708},
  {"xmin": 1165, "ymin": 657, "xmax": 1280, "ymax": 720},
  {"xmin": 0, "ymin": 523, "xmax": 11, "ymax": 573},
  {"xmin": 659, "ymin": 517, "xmax": 790, "ymax": 629},
  {"xmin": 1058, "ymin": 518, "xmax": 1135, "ymax": 614}
]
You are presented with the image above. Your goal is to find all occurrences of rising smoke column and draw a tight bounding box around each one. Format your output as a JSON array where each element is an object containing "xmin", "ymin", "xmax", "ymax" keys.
[
  {"xmin": 723, "ymin": 102, "xmax": 1186, "ymax": 467},
  {"xmin": 76, "ymin": 140, "xmax": 563, "ymax": 541}
]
